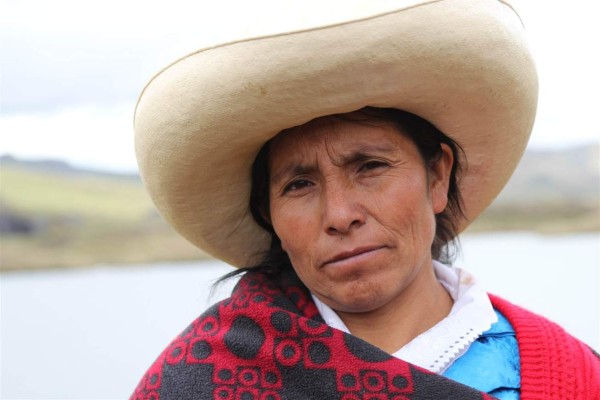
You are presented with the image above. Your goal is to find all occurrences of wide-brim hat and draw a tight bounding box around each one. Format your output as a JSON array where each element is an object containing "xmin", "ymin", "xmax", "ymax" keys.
[{"xmin": 135, "ymin": 0, "xmax": 538, "ymax": 267}]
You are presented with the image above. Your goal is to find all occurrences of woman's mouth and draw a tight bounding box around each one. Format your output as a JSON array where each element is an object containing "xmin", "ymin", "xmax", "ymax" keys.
[{"xmin": 322, "ymin": 246, "xmax": 385, "ymax": 268}]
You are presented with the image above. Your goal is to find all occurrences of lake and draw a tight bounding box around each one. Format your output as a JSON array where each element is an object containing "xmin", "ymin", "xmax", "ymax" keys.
[{"xmin": 1, "ymin": 232, "xmax": 598, "ymax": 399}]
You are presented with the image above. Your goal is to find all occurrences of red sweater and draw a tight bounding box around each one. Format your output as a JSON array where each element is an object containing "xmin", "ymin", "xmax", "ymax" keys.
[{"xmin": 489, "ymin": 294, "xmax": 600, "ymax": 399}]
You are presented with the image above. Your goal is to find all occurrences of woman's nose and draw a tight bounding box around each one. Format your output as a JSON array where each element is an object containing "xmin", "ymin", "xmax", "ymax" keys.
[{"xmin": 322, "ymin": 183, "xmax": 366, "ymax": 235}]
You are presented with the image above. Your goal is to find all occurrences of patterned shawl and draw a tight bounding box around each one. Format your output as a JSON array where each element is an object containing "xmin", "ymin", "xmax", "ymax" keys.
[{"xmin": 131, "ymin": 271, "xmax": 495, "ymax": 399}]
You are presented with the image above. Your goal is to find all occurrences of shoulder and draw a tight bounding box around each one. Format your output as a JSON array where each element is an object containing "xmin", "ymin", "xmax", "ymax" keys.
[
  {"xmin": 489, "ymin": 294, "xmax": 600, "ymax": 399},
  {"xmin": 489, "ymin": 293, "xmax": 588, "ymax": 346}
]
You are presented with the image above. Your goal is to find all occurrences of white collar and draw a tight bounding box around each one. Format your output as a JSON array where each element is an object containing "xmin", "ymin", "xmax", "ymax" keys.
[{"xmin": 312, "ymin": 261, "xmax": 497, "ymax": 373}]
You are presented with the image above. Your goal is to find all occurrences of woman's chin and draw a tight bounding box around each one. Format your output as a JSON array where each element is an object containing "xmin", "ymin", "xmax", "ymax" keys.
[{"xmin": 320, "ymin": 285, "xmax": 391, "ymax": 315}]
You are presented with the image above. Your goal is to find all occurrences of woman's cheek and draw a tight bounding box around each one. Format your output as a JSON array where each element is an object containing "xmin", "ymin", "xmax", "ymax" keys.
[
  {"xmin": 273, "ymin": 211, "xmax": 310, "ymax": 255},
  {"xmin": 274, "ymin": 197, "xmax": 316, "ymax": 244}
]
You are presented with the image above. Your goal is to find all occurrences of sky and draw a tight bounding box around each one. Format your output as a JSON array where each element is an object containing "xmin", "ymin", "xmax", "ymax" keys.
[{"xmin": 1, "ymin": 0, "xmax": 599, "ymax": 173}]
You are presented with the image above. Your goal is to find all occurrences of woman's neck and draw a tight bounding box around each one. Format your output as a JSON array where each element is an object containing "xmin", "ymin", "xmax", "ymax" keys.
[{"xmin": 335, "ymin": 262, "xmax": 453, "ymax": 354}]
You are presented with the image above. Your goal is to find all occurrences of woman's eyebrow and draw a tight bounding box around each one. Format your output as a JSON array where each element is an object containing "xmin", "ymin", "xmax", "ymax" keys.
[{"xmin": 337, "ymin": 144, "xmax": 397, "ymax": 164}]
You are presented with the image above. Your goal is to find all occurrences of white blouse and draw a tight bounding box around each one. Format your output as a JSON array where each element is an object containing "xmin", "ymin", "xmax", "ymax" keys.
[{"xmin": 312, "ymin": 261, "xmax": 497, "ymax": 373}]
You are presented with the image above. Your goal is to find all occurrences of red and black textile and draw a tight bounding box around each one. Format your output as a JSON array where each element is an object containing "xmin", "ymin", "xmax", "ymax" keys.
[{"xmin": 131, "ymin": 272, "xmax": 494, "ymax": 400}]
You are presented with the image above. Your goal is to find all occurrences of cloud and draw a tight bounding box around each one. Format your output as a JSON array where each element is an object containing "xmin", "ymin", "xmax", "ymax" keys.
[
  {"xmin": 0, "ymin": 104, "xmax": 138, "ymax": 172},
  {"xmin": 1, "ymin": 1, "xmax": 177, "ymax": 114}
]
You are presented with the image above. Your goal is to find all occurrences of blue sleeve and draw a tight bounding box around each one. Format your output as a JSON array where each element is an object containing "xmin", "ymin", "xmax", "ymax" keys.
[{"xmin": 442, "ymin": 310, "xmax": 520, "ymax": 399}]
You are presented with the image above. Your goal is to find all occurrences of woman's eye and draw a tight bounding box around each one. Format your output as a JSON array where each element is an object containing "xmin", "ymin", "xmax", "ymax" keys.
[
  {"xmin": 283, "ymin": 179, "xmax": 312, "ymax": 193},
  {"xmin": 359, "ymin": 160, "xmax": 388, "ymax": 172}
]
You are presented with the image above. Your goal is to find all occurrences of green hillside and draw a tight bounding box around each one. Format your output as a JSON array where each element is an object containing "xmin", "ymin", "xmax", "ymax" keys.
[
  {"xmin": 1, "ymin": 159, "xmax": 205, "ymax": 271},
  {"xmin": 2, "ymin": 166, "xmax": 153, "ymax": 221},
  {"xmin": 468, "ymin": 144, "xmax": 599, "ymax": 234}
]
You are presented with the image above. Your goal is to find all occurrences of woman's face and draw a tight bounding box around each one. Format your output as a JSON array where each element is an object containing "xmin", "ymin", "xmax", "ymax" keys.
[{"xmin": 268, "ymin": 115, "xmax": 453, "ymax": 314}]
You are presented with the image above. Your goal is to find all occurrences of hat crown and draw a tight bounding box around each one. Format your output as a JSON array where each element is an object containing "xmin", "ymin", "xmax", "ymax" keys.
[{"xmin": 135, "ymin": 0, "xmax": 537, "ymax": 267}]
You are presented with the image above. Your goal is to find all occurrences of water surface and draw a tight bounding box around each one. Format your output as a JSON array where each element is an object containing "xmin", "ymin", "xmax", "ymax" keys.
[{"xmin": 1, "ymin": 232, "xmax": 598, "ymax": 399}]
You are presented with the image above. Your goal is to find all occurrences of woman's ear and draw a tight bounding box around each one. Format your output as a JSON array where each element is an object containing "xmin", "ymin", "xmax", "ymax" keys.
[
  {"xmin": 429, "ymin": 143, "xmax": 454, "ymax": 214},
  {"xmin": 280, "ymin": 239, "xmax": 288, "ymax": 253}
]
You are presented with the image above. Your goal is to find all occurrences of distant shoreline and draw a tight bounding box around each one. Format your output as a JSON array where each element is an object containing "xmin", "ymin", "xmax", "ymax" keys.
[{"xmin": 2, "ymin": 229, "xmax": 597, "ymax": 273}]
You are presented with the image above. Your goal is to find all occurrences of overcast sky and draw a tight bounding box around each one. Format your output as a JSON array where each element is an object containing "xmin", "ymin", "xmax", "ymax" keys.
[{"xmin": 1, "ymin": 0, "xmax": 599, "ymax": 172}]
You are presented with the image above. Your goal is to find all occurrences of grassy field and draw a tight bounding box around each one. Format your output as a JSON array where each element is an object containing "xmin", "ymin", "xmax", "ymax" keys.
[
  {"xmin": 1, "ymin": 164, "xmax": 206, "ymax": 271},
  {"xmin": 2, "ymin": 167, "xmax": 153, "ymax": 221},
  {"xmin": 469, "ymin": 203, "xmax": 599, "ymax": 234},
  {"xmin": 1, "ymin": 156, "xmax": 598, "ymax": 272}
]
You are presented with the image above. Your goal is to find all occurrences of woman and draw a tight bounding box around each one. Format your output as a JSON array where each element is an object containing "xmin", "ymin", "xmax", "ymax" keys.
[{"xmin": 131, "ymin": 0, "xmax": 599, "ymax": 399}]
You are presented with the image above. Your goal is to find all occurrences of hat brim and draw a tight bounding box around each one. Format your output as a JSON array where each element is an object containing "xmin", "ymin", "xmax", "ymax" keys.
[{"xmin": 135, "ymin": 0, "xmax": 537, "ymax": 267}]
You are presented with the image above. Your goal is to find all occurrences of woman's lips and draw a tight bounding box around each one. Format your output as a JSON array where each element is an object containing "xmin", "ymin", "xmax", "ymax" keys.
[{"xmin": 322, "ymin": 246, "xmax": 385, "ymax": 268}]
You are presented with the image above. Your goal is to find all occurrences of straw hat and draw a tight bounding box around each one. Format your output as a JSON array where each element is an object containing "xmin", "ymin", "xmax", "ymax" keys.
[{"xmin": 135, "ymin": 0, "xmax": 538, "ymax": 267}]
